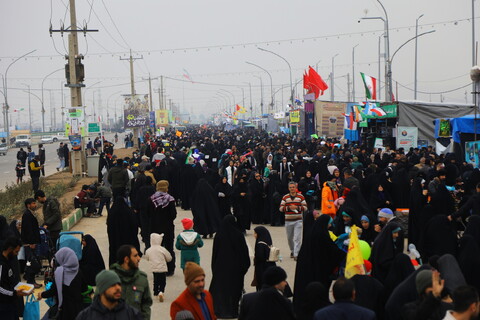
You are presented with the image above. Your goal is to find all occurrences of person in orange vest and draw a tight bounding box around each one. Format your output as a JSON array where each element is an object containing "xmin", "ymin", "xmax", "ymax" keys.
[{"xmin": 321, "ymin": 175, "xmax": 339, "ymax": 219}]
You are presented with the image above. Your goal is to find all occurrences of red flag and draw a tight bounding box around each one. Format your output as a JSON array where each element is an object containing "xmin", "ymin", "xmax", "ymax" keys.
[
  {"xmin": 308, "ymin": 66, "xmax": 328, "ymax": 99},
  {"xmin": 236, "ymin": 105, "xmax": 240, "ymax": 111},
  {"xmin": 303, "ymin": 72, "xmax": 311, "ymax": 92}
]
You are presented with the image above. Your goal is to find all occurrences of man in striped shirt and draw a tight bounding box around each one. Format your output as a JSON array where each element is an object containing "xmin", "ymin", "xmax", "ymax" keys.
[{"xmin": 279, "ymin": 181, "xmax": 308, "ymax": 260}]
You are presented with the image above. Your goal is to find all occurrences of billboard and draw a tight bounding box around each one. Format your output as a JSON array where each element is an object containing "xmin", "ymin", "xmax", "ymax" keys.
[
  {"xmin": 314, "ymin": 101, "xmax": 345, "ymax": 138},
  {"xmin": 465, "ymin": 141, "xmax": 480, "ymax": 168},
  {"xmin": 124, "ymin": 94, "xmax": 149, "ymax": 128},
  {"xmin": 156, "ymin": 110, "xmax": 169, "ymax": 126},
  {"xmin": 396, "ymin": 126, "xmax": 418, "ymax": 149}
]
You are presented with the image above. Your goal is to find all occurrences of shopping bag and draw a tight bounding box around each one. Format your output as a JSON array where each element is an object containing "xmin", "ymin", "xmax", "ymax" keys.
[{"xmin": 24, "ymin": 294, "xmax": 40, "ymax": 320}]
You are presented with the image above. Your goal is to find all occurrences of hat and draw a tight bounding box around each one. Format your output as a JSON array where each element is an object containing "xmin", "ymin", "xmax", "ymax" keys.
[
  {"xmin": 95, "ymin": 270, "xmax": 121, "ymax": 296},
  {"xmin": 416, "ymin": 270, "xmax": 433, "ymax": 294},
  {"xmin": 361, "ymin": 215, "xmax": 370, "ymax": 223},
  {"xmin": 156, "ymin": 180, "xmax": 169, "ymax": 192},
  {"xmin": 378, "ymin": 208, "xmax": 394, "ymax": 219},
  {"xmin": 263, "ymin": 266, "xmax": 287, "ymax": 286},
  {"xmin": 184, "ymin": 262, "xmax": 205, "ymax": 285},
  {"xmin": 181, "ymin": 218, "xmax": 193, "ymax": 230},
  {"xmin": 175, "ymin": 311, "xmax": 195, "ymax": 320},
  {"xmin": 141, "ymin": 155, "xmax": 149, "ymax": 160}
]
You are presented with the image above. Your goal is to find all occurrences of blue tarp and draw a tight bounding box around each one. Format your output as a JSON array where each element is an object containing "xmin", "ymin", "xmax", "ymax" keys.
[{"xmin": 434, "ymin": 114, "xmax": 480, "ymax": 143}]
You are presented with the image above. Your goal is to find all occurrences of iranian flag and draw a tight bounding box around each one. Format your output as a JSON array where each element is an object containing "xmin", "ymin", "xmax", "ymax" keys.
[{"xmin": 360, "ymin": 72, "xmax": 377, "ymax": 100}]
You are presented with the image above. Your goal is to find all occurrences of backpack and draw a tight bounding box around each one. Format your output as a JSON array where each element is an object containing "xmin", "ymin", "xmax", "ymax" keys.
[{"xmin": 258, "ymin": 241, "xmax": 280, "ymax": 262}]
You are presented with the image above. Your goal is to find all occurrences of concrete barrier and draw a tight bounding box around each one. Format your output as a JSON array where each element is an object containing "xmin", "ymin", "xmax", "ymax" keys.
[{"xmin": 61, "ymin": 208, "xmax": 84, "ymax": 231}]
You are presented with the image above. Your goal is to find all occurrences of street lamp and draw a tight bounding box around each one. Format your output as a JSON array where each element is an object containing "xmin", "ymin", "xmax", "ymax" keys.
[
  {"xmin": 314, "ymin": 59, "xmax": 322, "ymax": 72},
  {"xmin": 2, "ymin": 49, "xmax": 36, "ymax": 140},
  {"xmin": 243, "ymin": 82, "xmax": 253, "ymax": 117},
  {"xmin": 414, "ymin": 14, "xmax": 425, "ymax": 100},
  {"xmin": 107, "ymin": 91, "xmax": 122, "ymax": 128},
  {"xmin": 253, "ymin": 76, "xmax": 264, "ymax": 116},
  {"xmin": 360, "ymin": 0, "xmax": 391, "ymax": 100},
  {"xmin": 219, "ymin": 89, "xmax": 236, "ymax": 108},
  {"xmin": 352, "ymin": 44, "xmax": 359, "ymax": 102},
  {"xmin": 331, "ymin": 54, "xmax": 339, "ymax": 101},
  {"xmin": 21, "ymin": 83, "xmax": 33, "ymax": 132},
  {"xmin": 258, "ymin": 48, "xmax": 294, "ymax": 107},
  {"xmin": 246, "ymin": 62, "xmax": 274, "ymax": 113},
  {"xmin": 41, "ymin": 68, "xmax": 63, "ymax": 133},
  {"xmin": 378, "ymin": 33, "xmax": 384, "ymax": 100},
  {"xmin": 216, "ymin": 92, "xmax": 231, "ymax": 111}
]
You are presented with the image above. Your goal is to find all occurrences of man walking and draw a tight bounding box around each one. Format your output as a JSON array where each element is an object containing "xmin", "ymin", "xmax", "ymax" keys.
[
  {"xmin": 20, "ymin": 198, "xmax": 42, "ymax": 288},
  {"xmin": 111, "ymin": 245, "xmax": 152, "ymax": 320},
  {"xmin": 16, "ymin": 148, "xmax": 27, "ymax": 166},
  {"xmin": 28, "ymin": 155, "xmax": 43, "ymax": 193},
  {"xmin": 75, "ymin": 270, "xmax": 143, "ymax": 320},
  {"xmin": 56, "ymin": 142, "xmax": 65, "ymax": 171},
  {"xmin": 38, "ymin": 143, "xmax": 46, "ymax": 176},
  {"xmin": 34, "ymin": 190, "xmax": 62, "ymax": 248},
  {"xmin": 170, "ymin": 262, "xmax": 216, "ymax": 320},
  {"xmin": 108, "ymin": 160, "xmax": 129, "ymax": 198},
  {"xmin": 279, "ymin": 181, "xmax": 307, "ymax": 260}
]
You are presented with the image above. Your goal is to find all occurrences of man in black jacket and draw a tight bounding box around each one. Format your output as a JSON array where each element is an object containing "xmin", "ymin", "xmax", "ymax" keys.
[
  {"xmin": 0, "ymin": 237, "xmax": 29, "ymax": 320},
  {"xmin": 35, "ymin": 190, "xmax": 62, "ymax": 248},
  {"xmin": 76, "ymin": 270, "xmax": 142, "ymax": 320},
  {"xmin": 28, "ymin": 156, "xmax": 43, "ymax": 193},
  {"xmin": 108, "ymin": 161, "xmax": 129, "ymax": 198},
  {"xmin": 20, "ymin": 198, "xmax": 41, "ymax": 287}
]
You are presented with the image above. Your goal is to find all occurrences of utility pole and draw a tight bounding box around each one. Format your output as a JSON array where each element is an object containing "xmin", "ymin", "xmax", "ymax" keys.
[
  {"xmin": 352, "ymin": 44, "xmax": 359, "ymax": 102},
  {"xmin": 120, "ymin": 49, "xmax": 143, "ymax": 146},
  {"xmin": 161, "ymin": 76, "xmax": 164, "ymax": 109}
]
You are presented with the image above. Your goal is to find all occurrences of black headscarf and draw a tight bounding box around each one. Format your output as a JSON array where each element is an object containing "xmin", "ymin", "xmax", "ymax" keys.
[
  {"xmin": 464, "ymin": 215, "xmax": 480, "ymax": 249},
  {"xmin": 80, "ymin": 234, "xmax": 105, "ymax": 286},
  {"xmin": 371, "ymin": 222, "xmax": 403, "ymax": 283},
  {"xmin": 408, "ymin": 177, "xmax": 427, "ymax": 246},
  {"xmin": 253, "ymin": 226, "xmax": 275, "ymax": 291},
  {"xmin": 107, "ymin": 196, "xmax": 141, "ymax": 266},
  {"xmin": 209, "ymin": 215, "xmax": 250, "ymax": 318},
  {"xmin": 293, "ymin": 214, "xmax": 345, "ymax": 313},
  {"xmin": 384, "ymin": 253, "xmax": 415, "ymax": 298},
  {"xmin": 191, "ymin": 178, "xmax": 221, "ymax": 236},
  {"xmin": 457, "ymin": 235, "xmax": 480, "ymax": 293},
  {"xmin": 420, "ymin": 215, "xmax": 457, "ymax": 261}
]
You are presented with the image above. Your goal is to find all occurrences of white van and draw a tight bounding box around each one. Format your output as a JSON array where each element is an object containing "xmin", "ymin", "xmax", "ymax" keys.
[{"xmin": 15, "ymin": 135, "xmax": 31, "ymax": 148}]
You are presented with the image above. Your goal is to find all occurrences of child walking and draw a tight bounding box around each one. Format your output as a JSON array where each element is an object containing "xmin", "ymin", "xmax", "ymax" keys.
[
  {"xmin": 15, "ymin": 160, "xmax": 25, "ymax": 184},
  {"xmin": 144, "ymin": 233, "xmax": 172, "ymax": 302},
  {"xmin": 175, "ymin": 218, "xmax": 203, "ymax": 269}
]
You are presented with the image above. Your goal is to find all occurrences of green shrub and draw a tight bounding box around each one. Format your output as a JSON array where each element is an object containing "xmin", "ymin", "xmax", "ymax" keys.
[{"xmin": 0, "ymin": 176, "xmax": 80, "ymax": 222}]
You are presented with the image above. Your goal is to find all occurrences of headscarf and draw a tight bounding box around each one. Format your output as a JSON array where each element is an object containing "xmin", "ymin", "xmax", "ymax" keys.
[
  {"xmin": 54, "ymin": 247, "xmax": 79, "ymax": 308},
  {"xmin": 254, "ymin": 226, "xmax": 272, "ymax": 246}
]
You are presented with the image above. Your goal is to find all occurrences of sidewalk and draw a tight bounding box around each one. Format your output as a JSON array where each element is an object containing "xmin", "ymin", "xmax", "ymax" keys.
[{"xmin": 38, "ymin": 207, "xmax": 298, "ymax": 319}]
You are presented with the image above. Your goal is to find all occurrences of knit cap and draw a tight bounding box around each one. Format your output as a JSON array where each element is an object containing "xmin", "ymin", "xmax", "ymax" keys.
[
  {"xmin": 378, "ymin": 208, "xmax": 394, "ymax": 219},
  {"xmin": 361, "ymin": 215, "xmax": 370, "ymax": 223},
  {"xmin": 181, "ymin": 218, "xmax": 194, "ymax": 230},
  {"xmin": 156, "ymin": 180, "xmax": 169, "ymax": 192},
  {"xmin": 175, "ymin": 311, "xmax": 195, "ymax": 320},
  {"xmin": 184, "ymin": 262, "xmax": 205, "ymax": 285},
  {"xmin": 95, "ymin": 270, "xmax": 121, "ymax": 296},
  {"xmin": 416, "ymin": 269, "xmax": 433, "ymax": 294}
]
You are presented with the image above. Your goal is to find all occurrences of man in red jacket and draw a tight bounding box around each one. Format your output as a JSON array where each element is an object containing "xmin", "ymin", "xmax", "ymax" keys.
[{"xmin": 170, "ymin": 262, "xmax": 216, "ymax": 320}]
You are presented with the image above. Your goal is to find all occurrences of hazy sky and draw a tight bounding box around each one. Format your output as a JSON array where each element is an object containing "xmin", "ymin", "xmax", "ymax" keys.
[{"xmin": 0, "ymin": 0, "xmax": 478, "ymax": 128}]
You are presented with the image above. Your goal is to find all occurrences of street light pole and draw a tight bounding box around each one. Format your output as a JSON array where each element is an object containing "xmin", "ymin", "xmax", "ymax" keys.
[
  {"xmin": 414, "ymin": 14, "xmax": 424, "ymax": 100},
  {"xmin": 378, "ymin": 33, "xmax": 384, "ymax": 101},
  {"xmin": 258, "ymin": 48, "xmax": 294, "ymax": 106},
  {"xmin": 253, "ymin": 76, "xmax": 264, "ymax": 116},
  {"xmin": 246, "ymin": 62, "xmax": 274, "ymax": 113},
  {"xmin": 41, "ymin": 68, "xmax": 63, "ymax": 133},
  {"xmin": 331, "ymin": 54, "xmax": 339, "ymax": 101},
  {"xmin": 3, "ymin": 49, "xmax": 36, "ymax": 140},
  {"xmin": 352, "ymin": 44, "xmax": 359, "ymax": 102},
  {"xmin": 21, "ymin": 84, "xmax": 32, "ymax": 132},
  {"xmin": 243, "ymin": 82, "xmax": 253, "ymax": 118}
]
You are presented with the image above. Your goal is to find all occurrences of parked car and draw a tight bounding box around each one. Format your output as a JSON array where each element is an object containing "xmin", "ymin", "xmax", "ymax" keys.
[
  {"xmin": 53, "ymin": 133, "xmax": 69, "ymax": 142},
  {"xmin": 0, "ymin": 143, "xmax": 8, "ymax": 156},
  {"xmin": 15, "ymin": 135, "xmax": 31, "ymax": 148},
  {"xmin": 41, "ymin": 136, "xmax": 54, "ymax": 144}
]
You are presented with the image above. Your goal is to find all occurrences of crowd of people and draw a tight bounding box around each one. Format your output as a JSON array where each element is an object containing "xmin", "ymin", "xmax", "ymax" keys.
[{"xmin": 2, "ymin": 125, "xmax": 480, "ymax": 320}]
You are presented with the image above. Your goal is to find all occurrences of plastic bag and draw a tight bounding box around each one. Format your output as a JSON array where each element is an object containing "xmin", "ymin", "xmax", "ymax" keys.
[{"xmin": 24, "ymin": 294, "xmax": 40, "ymax": 320}]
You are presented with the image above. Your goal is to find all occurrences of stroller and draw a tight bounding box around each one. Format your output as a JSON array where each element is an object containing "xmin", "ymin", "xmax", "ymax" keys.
[
  {"xmin": 56, "ymin": 231, "xmax": 84, "ymax": 260},
  {"xmin": 35, "ymin": 227, "xmax": 55, "ymax": 283}
]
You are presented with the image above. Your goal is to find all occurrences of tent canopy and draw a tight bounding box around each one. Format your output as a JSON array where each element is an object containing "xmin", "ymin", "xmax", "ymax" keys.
[{"xmin": 434, "ymin": 114, "xmax": 480, "ymax": 143}]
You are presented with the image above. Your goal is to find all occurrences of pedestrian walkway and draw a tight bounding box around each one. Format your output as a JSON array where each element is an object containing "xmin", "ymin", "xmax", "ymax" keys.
[{"xmin": 38, "ymin": 207, "xmax": 298, "ymax": 319}]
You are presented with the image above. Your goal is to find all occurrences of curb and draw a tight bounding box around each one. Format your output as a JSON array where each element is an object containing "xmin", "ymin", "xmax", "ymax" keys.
[{"xmin": 61, "ymin": 208, "xmax": 84, "ymax": 231}]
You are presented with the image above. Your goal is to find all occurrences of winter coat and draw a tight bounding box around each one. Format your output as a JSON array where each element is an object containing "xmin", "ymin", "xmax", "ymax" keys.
[
  {"xmin": 175, "ymin": 230, "xmax": 204, "ymax": 269},
  {"xmin": 76, "ymin": 296, "xmax": 142, "ymax": 320},
  {"xmin": 321, "ymin": 182, "xmax": 339, "ymax": 217},
  {"xmin": 144, "ymin": 233, "xmax": 172, "ymax": 273},
  {"xmin": 42, "ymin": 197, "xmax": 63, "ymax": 232},
  {"xmin": 170, "ymin": 288, "xmax": 217, "ymax": 320},
  {"xmin": 110, "ymin": 263, "xmax": 152, "ymax": 320}
]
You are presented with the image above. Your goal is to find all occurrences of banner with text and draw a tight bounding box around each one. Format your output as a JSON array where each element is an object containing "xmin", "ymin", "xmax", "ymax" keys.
[
  {"xmin": 156, "ymin": 110, "xmax": 169, "ymax": 126},
  {"xmin": 396, "ymin": 126, "xmax": 418, "ymax": 149},
  {"xmin": 123, "ymin": 94, "xmax": 149, "ymax": 128}
]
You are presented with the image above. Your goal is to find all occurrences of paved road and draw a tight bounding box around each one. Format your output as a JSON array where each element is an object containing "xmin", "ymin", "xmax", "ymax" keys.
[
  {"xmin": 0, "ymin": 133, "xmax": 118, "ymax": 190},
  {"xmin": 37, "ymin": 208, "xmax": 298, "ymax": 319}
]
